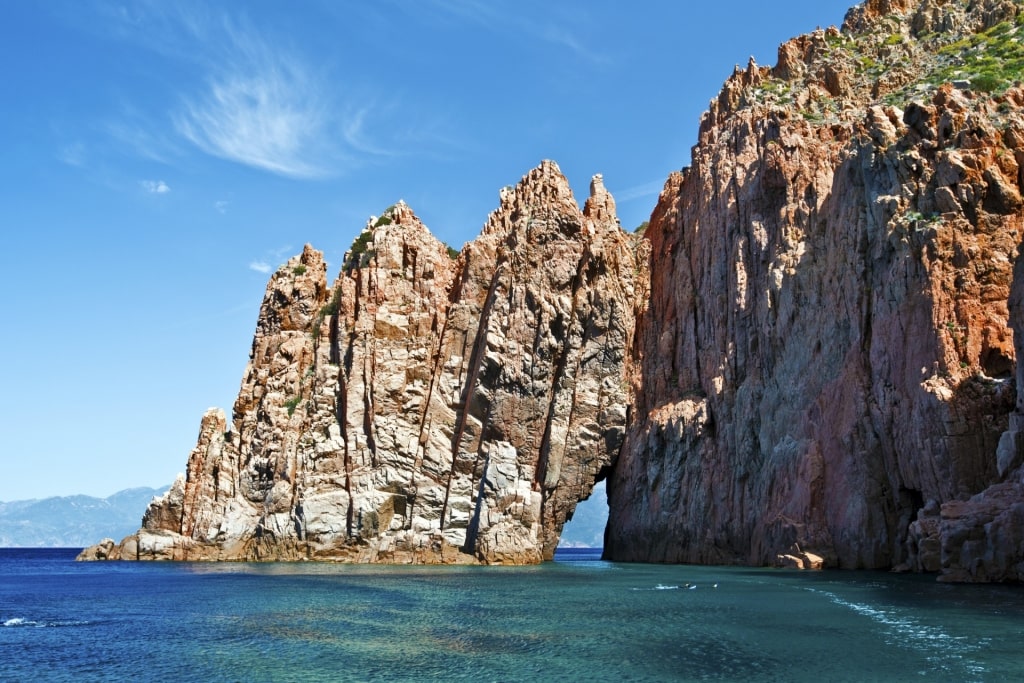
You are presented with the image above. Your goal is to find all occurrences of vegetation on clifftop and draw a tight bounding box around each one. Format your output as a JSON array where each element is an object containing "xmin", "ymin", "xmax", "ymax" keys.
[
  {"xmin": 737, "ymin": 1, "xmax": 1024, "ymax": 125},
  {"xmin": 345, "ymin": 229, "xmax": 376, "ymax": 271},
  {"xmin": 926, "ymin": 18, "xmax": 1024, "ymax": 95}
]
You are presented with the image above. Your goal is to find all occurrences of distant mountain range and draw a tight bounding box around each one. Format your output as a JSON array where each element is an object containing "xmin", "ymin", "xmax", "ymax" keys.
[
  {"xmin": 0, "ymin": 486, "xmax": 168, "ymax": 548},
  {"xmin": 0, "ymin": 482, "xmax": 607, "ymax": 550}
]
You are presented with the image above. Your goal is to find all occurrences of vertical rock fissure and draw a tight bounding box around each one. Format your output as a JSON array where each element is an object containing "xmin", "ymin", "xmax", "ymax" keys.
[
  {"xmin": 363, "ymin": 353, "xmax": 378, "ymax": 469},
  {"xmin": 440, "ymin": 259, "xmax": 505, "ymax": 532},
  {"xmin": 537, "ymin": 253, "xmax": 587, "ymax": 505},
  {"xmin": 462, "ymin": 424, "xmax": 493, "ymax": 554},
  {"xmin": 409, "ymin": 284, "xmax": 462, "ymax": 524},
  {"xmin": 335, "ymin": 320, "xmax": 355, "ymax": 539},
  {"xmin": 544, "ymin": 346, "xmax": 584, "ymax": 554},
  {"xmin": 328, "ymin": 289, "xmax": 341, "ymax": 366}
]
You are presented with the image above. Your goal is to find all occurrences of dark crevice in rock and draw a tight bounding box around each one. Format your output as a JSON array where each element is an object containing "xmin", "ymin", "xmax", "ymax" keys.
[{"xmin": 440, "ymin": 261, "xmax": 505, "ymax": 531}]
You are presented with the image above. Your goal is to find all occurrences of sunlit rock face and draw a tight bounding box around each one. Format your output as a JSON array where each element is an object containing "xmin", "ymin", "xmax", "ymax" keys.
[
  {"xmin": 94, "ymin": 161, "xmax": 638, "ymax": 564},
  {"xmin": 606, "ymin": 0, "xmax": 1024, "ymax": 582},
  {"xmin": 80, "ymin": 0, "xmax": 1024, "ymax": 583}
]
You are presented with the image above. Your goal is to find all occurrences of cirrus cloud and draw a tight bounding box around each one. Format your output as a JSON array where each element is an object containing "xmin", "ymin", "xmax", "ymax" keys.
[
  {"xmin": 175, "ymin": 48, "xmax": 333, "ymax": 178},
  {"xmin": 248, "ymin": 261, "xmax": 273, "ymax": 274},
  {"xmin": 95, "ymin": 4, "xmax": 455, "ymax": 180}
]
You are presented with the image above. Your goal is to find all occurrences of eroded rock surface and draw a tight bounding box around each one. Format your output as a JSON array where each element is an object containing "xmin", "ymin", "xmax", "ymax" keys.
[
  {"xmin": 606, "ymin": 0, "xmax": 1024, "ymax": 581},
  {"xmin": 95, "ymin": 162, "xmax": 637, "ymax": 564}
]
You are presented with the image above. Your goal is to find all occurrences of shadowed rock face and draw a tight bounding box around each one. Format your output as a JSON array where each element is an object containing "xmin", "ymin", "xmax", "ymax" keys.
[
  {"xmin": 92, "ymin": 161, "xmax": 638, "ymax": 564},
  {"xmin": 606, "ymin": 0, "xmax": 1024, "ymax": 581}
]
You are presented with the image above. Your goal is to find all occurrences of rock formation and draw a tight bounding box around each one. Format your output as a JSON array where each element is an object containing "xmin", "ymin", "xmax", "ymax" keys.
[
  {"xmin": 85, "ymin": 162, "xmax": 637, "ymax": 564},
  {"xmin": 606, "ymin": 0, "xmax": 1024, "ymax": 582},
  {"xmin": 82, "ymin": 0, "xmax": 1024, "ymax": 582}
]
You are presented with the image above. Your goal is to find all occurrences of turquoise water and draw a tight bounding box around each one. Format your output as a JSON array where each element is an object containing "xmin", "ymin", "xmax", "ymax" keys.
[{"xmin": 2, "ymin": 548, "xmax": 1023, "ymax": 682}]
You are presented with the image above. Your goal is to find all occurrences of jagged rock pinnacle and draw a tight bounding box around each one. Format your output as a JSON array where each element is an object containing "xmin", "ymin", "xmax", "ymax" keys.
[
  {"xmin": 87, "ymin": 159, "xmax": 637, "ymax": 565},
  {"xmin": 583, "ymin": 173, "xmax": 617, "ymax": 224}
]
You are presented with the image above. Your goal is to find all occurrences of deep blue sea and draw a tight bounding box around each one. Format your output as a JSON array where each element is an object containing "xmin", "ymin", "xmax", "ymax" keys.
[{"xmin": 3, "ymin": 548, "xmax": 1024, "ymax": 682}]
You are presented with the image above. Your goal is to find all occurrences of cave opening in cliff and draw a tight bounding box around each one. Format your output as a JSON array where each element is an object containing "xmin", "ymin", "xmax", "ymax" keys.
[
  {"xmin": 981, "ymin": 347, "xmax": 1013, "ymax": 379},
  {"xmin": 899, "ymin": 486, "xmax": 925, "ymax": 539},
  {"xmin": 557, "ymin": 479, "xmax": 609, "ymax": 550}
]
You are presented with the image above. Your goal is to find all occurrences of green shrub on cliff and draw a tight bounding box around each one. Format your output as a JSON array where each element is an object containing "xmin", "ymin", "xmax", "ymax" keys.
[
  {"xmin": 321, "ymin": 288, "xmax": 341, "ymax": 317},
  {"xmin": 373, "ymin": 204, "xmax": 397, "ymax": 228},
  {"xmin": 925, "ymin": 20, "xmax": 1024, "ymax": 95},
  {"xmin": 345, "ymin": 230, "xmax": 376, "ymax": 271}
]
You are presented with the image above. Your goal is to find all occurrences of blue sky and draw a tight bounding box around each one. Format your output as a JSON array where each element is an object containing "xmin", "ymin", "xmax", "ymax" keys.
[{"xmin": 0, "ymin": 1, "xmax": 854, "ymax": 501}]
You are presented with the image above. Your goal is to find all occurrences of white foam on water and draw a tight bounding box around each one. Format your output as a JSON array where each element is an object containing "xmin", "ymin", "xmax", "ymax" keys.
[
  {"xmin": 3, "ymin": 616, "xmax": 90, "ymax": 628},
  {"xmin": 806, "ymin": 587, "xmax": 990, "ymax": 681}
]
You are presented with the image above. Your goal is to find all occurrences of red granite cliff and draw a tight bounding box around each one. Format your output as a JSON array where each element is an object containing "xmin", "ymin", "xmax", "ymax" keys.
[{"xmin": 607, "ymin": 0, "xmax": 1024, "ymax": 581}]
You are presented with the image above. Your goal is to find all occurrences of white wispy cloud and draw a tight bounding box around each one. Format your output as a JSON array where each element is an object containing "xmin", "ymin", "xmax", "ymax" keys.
[
  {"xmin": 342, "ymin": 107, "xmax": 397, "ymax": 157},
  {"xmin": 214, "ymin": 200, "xmax": 230, "ymax": 214},
  {"xmin": 615, "ymin": 179, "xmax": 666, "ymax": 203},
  {"xmin": 248, "ymin": 261, "xmax": 273, "ymax": 274},
  {"xmin": 141, "ymin": 179, "xmax": 171, "ymax": 194},
  {"xmin": 248, "ymin": 245, "xmax": 295, "ymax": 274},
  {"xmin": 94, "ymin": 4, "xmax": 454, "ymax": 178},
  {"xmin": 175, "ymin": 42, "xmax": 333, "ymax": 178},
  {"xmin": 269, "ymin": 245, "xmax": 296, "ymax": 262},
  {"xmin": 97, "ymin": 7, "xmax": 346, "ymax": 178},
  {"xmin": 541, "ymin": 26, "xmax": 610, "ymax": 64}
]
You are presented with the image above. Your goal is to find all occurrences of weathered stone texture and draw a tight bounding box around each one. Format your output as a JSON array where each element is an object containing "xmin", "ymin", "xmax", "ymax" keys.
[
  {"xmin": 606, "ymin": 1, "xmax": 1024, "ymax": 581},
  {"xmin": 100, "ymin": 162, "xmax": 636, "ymax": 564}
]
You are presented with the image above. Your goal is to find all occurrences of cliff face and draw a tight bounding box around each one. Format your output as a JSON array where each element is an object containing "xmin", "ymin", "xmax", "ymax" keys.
[
  {"xmin": 607, "ymin": 0, "xmax": 1024, "ymax": 581},
  {"xmin": 96, "ymin": 162, "xmax": 637, "ymax": 564},
  {"xmin": 80, "ymin": 1, "xmax": 1024, "ymax": 582}
]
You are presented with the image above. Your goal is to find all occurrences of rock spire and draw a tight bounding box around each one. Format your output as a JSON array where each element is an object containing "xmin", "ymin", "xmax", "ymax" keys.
[{"xmin": 83, "ymin": 162, "xmax": 638, "ymax": 564}]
